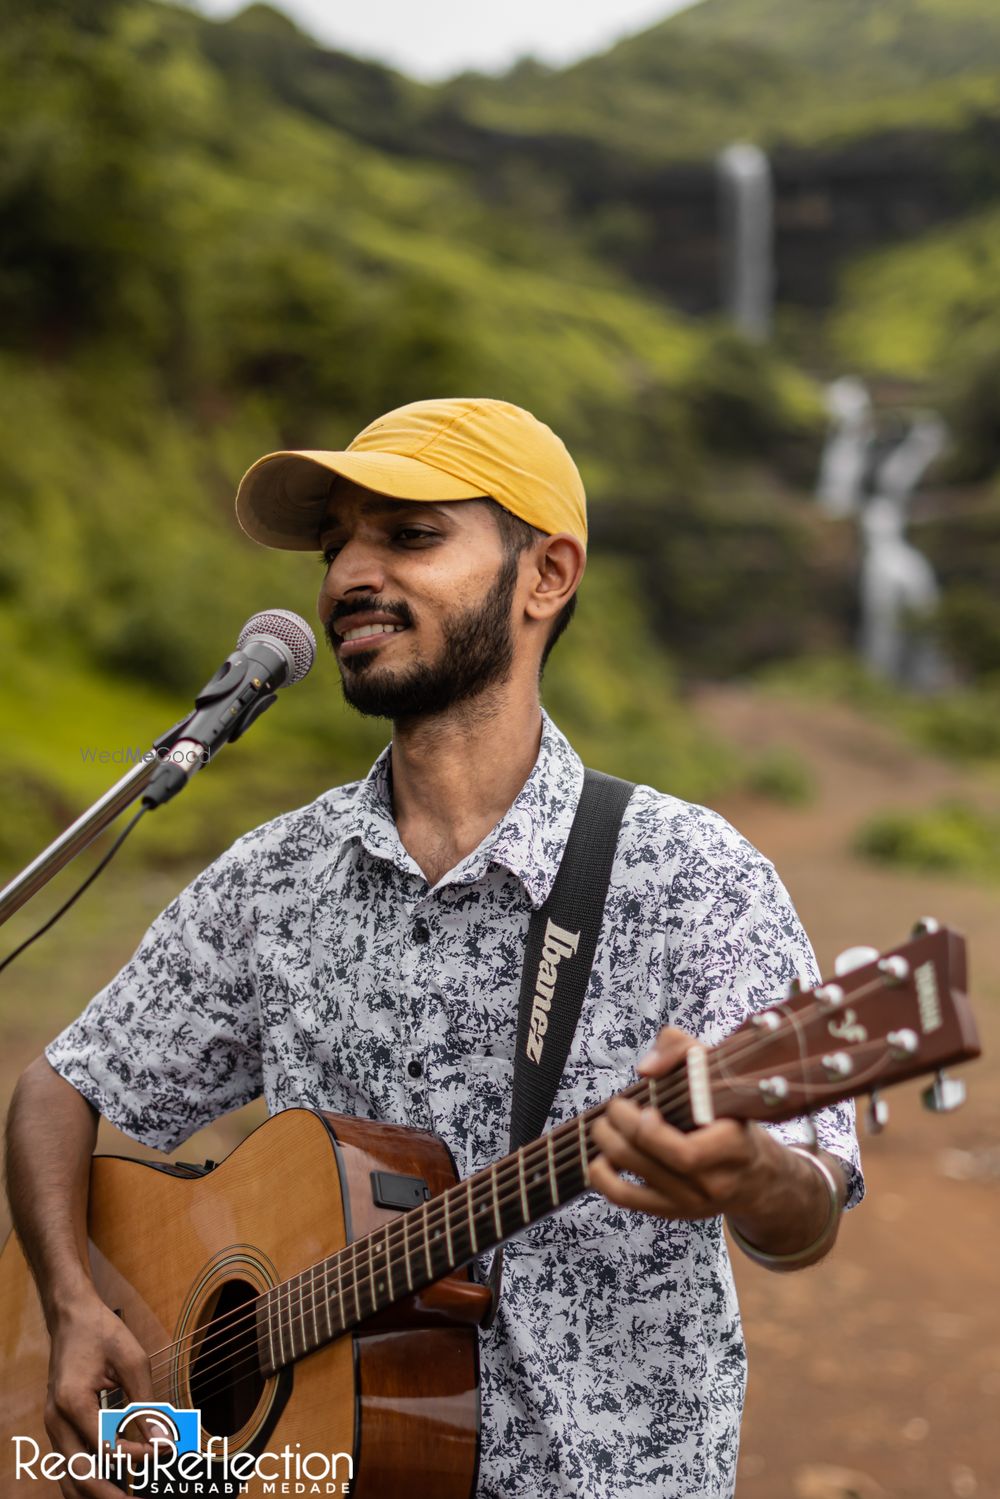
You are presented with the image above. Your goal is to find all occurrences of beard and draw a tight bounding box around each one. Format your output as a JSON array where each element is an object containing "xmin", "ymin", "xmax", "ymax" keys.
[{"xmin": 328, "ymin": 550, "xmax": 519, "ymax": 722}]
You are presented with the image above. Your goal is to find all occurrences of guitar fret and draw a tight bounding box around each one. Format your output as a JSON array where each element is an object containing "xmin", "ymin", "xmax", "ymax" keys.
[
  {"xmin": 578, "ymin": 1115, "xmax": 589, "ymax": 1186},
  {"xmin": 367, "ymin": 1231, "xmax": 376, "ymax": 1312},
  {"xmin": 310, "ymin": 1264, "xmax": 319, "ymax": 1351},
  {"xmin": 467, "ymin": 1178, "xmax": 478, "ymax": 1254},
  {"xmin": 289, "ymin": 1275, "xmax": 300, "ymax": 1360},
  {"xmin": 546, "ymin": 1134, "xmax": 559, "ymax": 1206},
  {"xmin": 383, "ymin": 1223, "xmax": 393, "ymax": 1303},
  {"xmin": 352, "ymin": 1243, "xmax": 362, "ymax": 1323},
  {"xmin": 267, "ymin": 1286, "xmax": 277, "ymax": 1372},
  {"xmin": 517, "ymin": 1149, "xmax": 529, "ymax": 1222},
  {"xmin": 287, "ymin": 1279, "xmax": 296, "ymax": 1362},
  {"xmin": 322, "ymin": 1259, "xmax": 333, "ymax": 1342},
  {"xmin": 443, "ymin": 1189, "xmax": 454, "ymax": 1264},
  {"xmin": 491, "ymin": 1166, "xmax": 502, "ymax": 1240},
  {"xmin": 276, "ymin": 1282, "xmax": 287, "ymax": 1366},
  {"xmin": 336, "ymin": 1252, "xmax": 346, "ymax": 1333},
  {"xmin": 403, "ymin": 1208, "xmax": 413, "ymax": 1292},
  {"xmin": 423, "ymin": 1207, "xmax": 434, "ymax": 1279}
]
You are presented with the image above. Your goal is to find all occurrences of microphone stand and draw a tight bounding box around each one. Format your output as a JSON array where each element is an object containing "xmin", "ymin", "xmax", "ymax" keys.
[
  {"xmin": 0, "ymin": 717, "xmax": 192, "ymax": 930},
  {"xmin": 0, "ymin": 612, "xmax": 305, "ymax": 934}
]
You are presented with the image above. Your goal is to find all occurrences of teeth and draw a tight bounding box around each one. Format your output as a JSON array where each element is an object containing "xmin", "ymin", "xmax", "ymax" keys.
[{"xmin": 341, "ymin": 623, "xmax": 404, "ymax": 643}]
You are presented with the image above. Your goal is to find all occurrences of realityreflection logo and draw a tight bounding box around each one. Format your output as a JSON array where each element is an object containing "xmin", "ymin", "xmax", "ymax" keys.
[{"xmin": 12, "ymin": 1397, "xmax": 354, "ymax": 1494}]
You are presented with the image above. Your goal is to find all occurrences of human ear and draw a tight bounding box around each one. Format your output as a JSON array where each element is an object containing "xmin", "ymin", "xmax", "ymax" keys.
[{"xmin": 525, "ymin": 534, "xmax": 586, "ymax": 623}]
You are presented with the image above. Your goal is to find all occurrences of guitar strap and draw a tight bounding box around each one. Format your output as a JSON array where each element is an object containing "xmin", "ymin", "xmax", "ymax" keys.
[{"xmin": 483, "ymin": 767, "xmax": 635, "ymax": 1324}]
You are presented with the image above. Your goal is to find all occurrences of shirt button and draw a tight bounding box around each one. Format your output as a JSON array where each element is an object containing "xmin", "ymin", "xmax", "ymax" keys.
[
  {"xmin": 407, "ymin": 1059, "xmax": 424, "ymax": 1079},
  {"xmin": 412, "ymin": 918, "xmax": 430, "ymax": 944}
]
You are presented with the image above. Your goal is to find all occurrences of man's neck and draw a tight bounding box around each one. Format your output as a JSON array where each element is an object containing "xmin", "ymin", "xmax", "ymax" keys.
[{"xmin": 389, "ymin": 686, "xmax": 543, "ymax": 887}]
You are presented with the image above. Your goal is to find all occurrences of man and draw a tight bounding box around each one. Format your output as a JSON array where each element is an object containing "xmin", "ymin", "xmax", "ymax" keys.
[{"xmin": 7, "ymin": 397, "xmax": 862, "ymax": 1499}]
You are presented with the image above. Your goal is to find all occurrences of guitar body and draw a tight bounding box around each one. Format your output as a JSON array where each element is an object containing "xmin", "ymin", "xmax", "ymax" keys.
[
  {"xmin": 0, "ymin": 926, "xmax": 980, "ymax": 1497},
  {"xmin": 0, "ymin": 1109, "xmax": 483, "ymax": 1497}
]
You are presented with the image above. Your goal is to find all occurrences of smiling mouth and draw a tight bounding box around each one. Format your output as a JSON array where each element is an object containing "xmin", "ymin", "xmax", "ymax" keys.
[
  {"xmin": 338, "ymin": 623, "xmax": 407, "ymax": 644},
  {"xmin": 333, "ymin": 620, "xmax": 411, "ymax": 661}
]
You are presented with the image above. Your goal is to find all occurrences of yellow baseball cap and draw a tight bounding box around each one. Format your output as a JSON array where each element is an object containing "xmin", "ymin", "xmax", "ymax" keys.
[{"xmin": 235, "ymin": 396, "xmax": 587, "ymax": 550}]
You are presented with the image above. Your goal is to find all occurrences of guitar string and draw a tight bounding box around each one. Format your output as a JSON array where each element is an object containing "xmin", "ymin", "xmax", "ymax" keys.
[
  {"xmin": 101, "ymin": 968, "xmax": 898, "ymax": 1407},
  {"xmin": 102, "ymin": 971, "xmax": 892, "ymax": 1409},
  {"xmin": 116, "ymin": 1034, "xmax": 893, "ymax": 1416},
  {"xmin": 171, "ymin": 1007, "xmax": 910, "ymax": 1416},
  {"xmin": 104, "ymin": 979, "xmax": 891, "ymax": 1413},
  {"xmin": 100, "ymin": 1043, "xmax": 731, "ymax": 1410},
  {"xmin": 139, "ymin": 1037, "xmax": 902, "ymax": 1421},
  {"xmin": 104, "ymin": 1006, "xmax": 781, "ymax": 1396}
]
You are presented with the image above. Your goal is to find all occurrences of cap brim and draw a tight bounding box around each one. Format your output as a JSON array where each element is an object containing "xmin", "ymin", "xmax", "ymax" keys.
[{"xmin": 235, "ymin": 449, "xmax": 488, "ymax": 550}]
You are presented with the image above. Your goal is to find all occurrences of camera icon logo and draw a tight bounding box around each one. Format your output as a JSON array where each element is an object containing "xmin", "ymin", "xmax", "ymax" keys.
[{"xmin": 98, "ymin": 1401, "xmax": 201, "ymax": 1455}]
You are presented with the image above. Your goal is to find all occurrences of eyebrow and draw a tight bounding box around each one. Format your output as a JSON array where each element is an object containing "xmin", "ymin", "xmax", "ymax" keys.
[{"xmin": 319, "ymin": 499, "xmax": 458, "ymax": 533}]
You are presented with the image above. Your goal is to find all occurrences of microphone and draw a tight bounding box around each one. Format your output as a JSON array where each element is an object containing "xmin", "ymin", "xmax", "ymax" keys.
[{"xmin": 143, "ymin": 609, "xmax": 317, "ymax": 808}]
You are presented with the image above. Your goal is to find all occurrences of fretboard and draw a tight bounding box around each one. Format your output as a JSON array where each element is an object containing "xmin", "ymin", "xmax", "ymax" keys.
[{"xmin": 256, "ymin": 1067, "xmax": 693, "ymax": 1376}]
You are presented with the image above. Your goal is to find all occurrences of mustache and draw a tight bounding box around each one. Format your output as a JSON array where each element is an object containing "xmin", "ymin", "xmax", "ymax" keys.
[{"xmin": 325, "ymin": 596, "xmax": 415, "ymax": 647}]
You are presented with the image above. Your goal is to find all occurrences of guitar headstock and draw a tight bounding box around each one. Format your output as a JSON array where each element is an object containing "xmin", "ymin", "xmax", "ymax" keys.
[{"xmin": 705, "ymin": 920, "xmax": 979, "ymax": 1129}]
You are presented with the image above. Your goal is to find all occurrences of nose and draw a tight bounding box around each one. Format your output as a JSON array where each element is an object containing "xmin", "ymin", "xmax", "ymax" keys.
[{"xmin": 319, "ymin": 537, "xmax": 388, "ymax": 619}]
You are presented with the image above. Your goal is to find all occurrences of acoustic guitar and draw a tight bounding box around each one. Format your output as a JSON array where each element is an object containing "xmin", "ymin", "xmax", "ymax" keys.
[{"xmin": 0, "ymin": 921, "xmax": 979, "ymax": 1497}]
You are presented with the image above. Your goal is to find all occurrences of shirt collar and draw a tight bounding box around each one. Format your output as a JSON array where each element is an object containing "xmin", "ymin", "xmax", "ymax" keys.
[{"xmin": 336, "ymin": 710, "xmax": 584, "ymax": 907}]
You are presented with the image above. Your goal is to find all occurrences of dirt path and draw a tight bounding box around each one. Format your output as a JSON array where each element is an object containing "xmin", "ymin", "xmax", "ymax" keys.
[
  {"xmin": 696, "ymin": 686, "xmax": 1000, "ymax": 1499},
  {"xmin": 1, "ymin": 688, "xmax": 996, "ymax": 1497}
]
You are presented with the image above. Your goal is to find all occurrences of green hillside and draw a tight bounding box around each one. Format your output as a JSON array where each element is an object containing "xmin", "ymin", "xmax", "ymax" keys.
[
  {"xmin": 1, "ymin": 0, "xmax": 999, "ymax": 887},
  {"xmin": 439, "ymin": 0, "xmax": 1000, "ymax": 160},
  {"xmin": 0, "ymin": 0, "xmax": 815, "ymax": 873},
  {"xmin": 671, "ymin": 0, "xmax": 1000, "ymax": 87}
]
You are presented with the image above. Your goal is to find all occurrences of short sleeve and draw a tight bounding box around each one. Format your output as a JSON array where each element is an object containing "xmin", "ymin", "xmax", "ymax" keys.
[
  {"xmin": 45, "ymin": 851, "xmax": 261, "ymax": 1153},
  {"xmin": 665, "ymin": 853, "xmax": 865, "ymax": 1210}
]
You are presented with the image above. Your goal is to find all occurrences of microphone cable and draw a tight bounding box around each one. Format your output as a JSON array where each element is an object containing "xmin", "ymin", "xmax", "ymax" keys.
[{"xmin": 0, "ymin": 807, "xmax": 147, "ymax": 978}]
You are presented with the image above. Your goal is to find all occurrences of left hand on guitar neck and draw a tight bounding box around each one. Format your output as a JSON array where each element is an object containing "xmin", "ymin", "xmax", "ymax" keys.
[{"xmin": 588, "ymin": 1026, "xmax": 847, "ymax": 1272}]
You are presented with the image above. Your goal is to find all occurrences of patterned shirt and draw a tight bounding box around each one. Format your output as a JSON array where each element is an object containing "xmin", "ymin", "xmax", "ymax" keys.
[{"xmin": 46, "ymin": 711, "xmax": 863, "ymax": 1499}]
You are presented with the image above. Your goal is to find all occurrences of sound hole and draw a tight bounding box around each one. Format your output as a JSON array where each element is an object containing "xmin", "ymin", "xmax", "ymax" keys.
[{"xmin": 189, "ymin": 1277, "xmax": 265, "ymax": 1437}]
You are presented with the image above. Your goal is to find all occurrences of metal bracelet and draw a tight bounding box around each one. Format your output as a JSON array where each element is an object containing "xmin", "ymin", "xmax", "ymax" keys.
[{"xmin": 727, "ymin": 1145, "xmax": 843, "ymax": 1269}]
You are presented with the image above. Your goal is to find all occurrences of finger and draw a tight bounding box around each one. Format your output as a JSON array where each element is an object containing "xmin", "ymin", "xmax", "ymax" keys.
[
  {"xmin": 603, "ymin": 1099, "xmax": 752, "ymax": 1173},
  {"xmin": 109, "ymin": 1331, "xmax": 154, "ymax": 1405},
  {"xmin": 50, "ymin": 1385, "xmax": 150, "ymax": 1498},
  {"xmin": 589, "ymin": 1154, "xmax": 709, "ymax": 1219},
  {"xmin": 594, "ymin": 1105, "xmax": 759, "ymax": 1214},
  {"xmin": 45, "ymin": 1414, "xmax": 131, "ymax": 1499},
  {"xmin": 637, "ymin": 1025, "xmax": 698, "ymax": 1077},
  {"xmin": 55, "ymin": 1385, "xmax": 114, "ymax": 1462},
  {"xmin": 591, "ymin": 1112, "xmax": 711, "ymax": 1209}
]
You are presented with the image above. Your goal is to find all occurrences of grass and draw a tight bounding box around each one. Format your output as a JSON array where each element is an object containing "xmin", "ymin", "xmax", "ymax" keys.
[
  {"xmin": 757, "ymin": 654, "xmax": 1000, "ymax": 766},
  {"xmin": 856, "ymin": 799, "xmax": 1000, "ymax": 879}
]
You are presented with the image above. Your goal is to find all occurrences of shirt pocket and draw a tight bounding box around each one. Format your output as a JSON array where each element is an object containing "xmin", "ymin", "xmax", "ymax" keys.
[{"xmin": 462, "ymin": 1054, "xmax": 634, "ymax": 1251}]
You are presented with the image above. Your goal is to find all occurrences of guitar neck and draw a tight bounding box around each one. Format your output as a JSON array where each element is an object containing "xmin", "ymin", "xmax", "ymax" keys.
[
  {"xmin": 260, "ymin": 922, "xmax": 979, "ymax": 1375},
  {"xmin": 258, "ymin": 1071, "xmax": 690, "ymax": 1374}
]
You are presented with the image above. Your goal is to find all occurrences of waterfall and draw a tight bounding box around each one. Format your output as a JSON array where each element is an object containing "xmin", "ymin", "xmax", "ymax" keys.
[
  {"xmin": 816, "ymin": 377, "xmax": 874, "ymax": 519},
  {"xmin": 859, "ymin": 415, "xmax": 948, "ymax": 688},
  {"xmin": 816, "ymin": 387, "xmax": 950, "ymax": 688},
  {"xmin": 716, "ymin": 143, "xmax": 774, "ymax": 341}
]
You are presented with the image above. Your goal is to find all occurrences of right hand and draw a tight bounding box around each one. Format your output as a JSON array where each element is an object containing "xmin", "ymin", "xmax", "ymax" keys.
[{"xmin": 44, "ymin": 1290, "xmax": 154, "ymax": 1499}]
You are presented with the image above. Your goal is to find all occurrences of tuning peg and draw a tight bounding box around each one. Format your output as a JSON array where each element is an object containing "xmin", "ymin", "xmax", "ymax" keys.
[
  {"xmin": 834, "ymin": 945, "xmax": 880, "ymax": 978},
  {"xmin": 865, "ymin": 1091, "xmax": 889, "ymax": 1134},
  {"xmin": 921, "ymin": 1070, "xmax": 967, "ymax": 1113},
  {"xmin": 887, "ymin": 1028, "xmax": 920, "ymax": 1060},
  {"xmin": 911, "ymin": 916, "xmax": 941, "ymax": 937}
]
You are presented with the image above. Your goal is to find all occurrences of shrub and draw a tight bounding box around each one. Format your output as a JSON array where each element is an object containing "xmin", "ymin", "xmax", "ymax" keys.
[{"xmin": 855, "ymin": 800, "xmax": 1000, "ymax": 879}]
